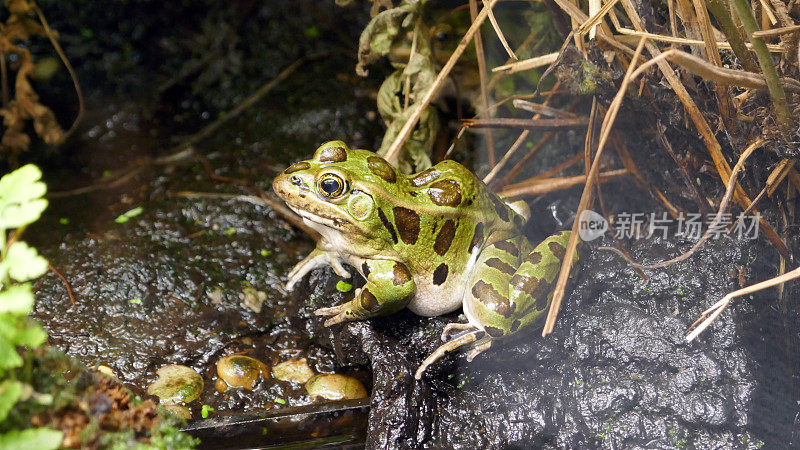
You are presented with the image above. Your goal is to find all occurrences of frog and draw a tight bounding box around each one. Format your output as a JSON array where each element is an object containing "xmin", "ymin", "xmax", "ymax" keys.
[{"xmin": 272, "ymin": 141, "xmax": 579, "ymax": 379}]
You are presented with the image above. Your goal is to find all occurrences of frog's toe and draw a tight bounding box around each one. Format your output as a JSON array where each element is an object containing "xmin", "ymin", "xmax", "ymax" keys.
[
  {"xmin": 441, "ymin": 322, "xmax": 476, "ymax": 342},
  {"xmin": 314, "ymin": 304, "xmax": 347, "ymax": 317},
  {"xmin": 323, "ymin": 314, "xmax": 349, "ymax": 327},
  {"xmin": 465, "ymin": 338, "xmax": 492, "ymax": 362},
  {"xmin": 329, "ymin": 258, "xmax": 351, "ymax": 278},
  {"xmin": 415, "ymin": 330, "xmax": 480, "ymax": 380}
]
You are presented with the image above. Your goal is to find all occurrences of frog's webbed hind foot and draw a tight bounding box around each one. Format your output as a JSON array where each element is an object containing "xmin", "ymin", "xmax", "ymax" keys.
[
  {"xmin": 441, "ymin": 322, "xmax": 476, "ymax": 342},
  {"xmin": 415, "ymin": 330, "xmax": 482, "ymax": 380}
]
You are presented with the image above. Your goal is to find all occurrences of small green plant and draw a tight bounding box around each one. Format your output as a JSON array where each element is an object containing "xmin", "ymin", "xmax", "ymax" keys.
[
  {"xmin": 200, "ymin": 405, "xmax": 214, "ymax": 419},
  {"xmin": 336, "ymin": 280, "xmax": 353, "ymax": 293},
  {"xmin": 0, "ymin": 165, "xmax": 63, "ymax": 448}
]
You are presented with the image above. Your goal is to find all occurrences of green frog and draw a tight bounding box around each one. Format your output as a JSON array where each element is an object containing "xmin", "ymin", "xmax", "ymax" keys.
[{"xmin": 273, "ymin": 141, "xmax": 578, "ymax": 379}]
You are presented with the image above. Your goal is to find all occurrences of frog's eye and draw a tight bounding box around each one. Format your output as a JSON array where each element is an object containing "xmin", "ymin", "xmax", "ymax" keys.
[{"xmin": 318, "ymin": 174, "xmax": 346, "ymax": 198}]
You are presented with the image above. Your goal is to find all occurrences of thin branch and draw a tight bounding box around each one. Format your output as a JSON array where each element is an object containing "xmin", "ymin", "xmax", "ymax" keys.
[
  {"xmin": 630, "ymin": 49, "xmax": 800, "ymax": 92},
  {"xmin": 463, "ymin": 117, "xmax": 589, "ymax": 129},
  {"xmin": 49, "ymin": 264, "xmax": 76, "ymax": 305},
  {"xmin": 482, "ymin": 0, "xmax": 517, "ymax": 59},
  {"xmin": 752, "ymin": 24, "xmax": 800, "ymax": 38},
  {"xmin": 542, "ymin": 37, "xmax": 649, "ymax": 337},
  {"xmin": 383, "ymin": 0, "xmax": 500, "ymax": 164},
  {"xmin": 470, "ymin": 0, "xmax": 497, "ymax": 166},
  {"xmin": 686, "ymin": 265, "xmax": 800, "ymax": 341},
  {"xmin": 614, "ymin": 29, "xmax": 787, "ymax": 52},
  {"xmin": 500, "ymin": 169, "xmax": 629, "ymax": 198},
  {"xmin": 34, "ymin": 4, "xmax": 84, "ymax": 142}
]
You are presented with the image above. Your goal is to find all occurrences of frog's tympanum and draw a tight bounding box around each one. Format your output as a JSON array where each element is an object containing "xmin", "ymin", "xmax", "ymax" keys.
[{"xmin": 273, "ymin": 141, "xmax": 578, "ymax": 379}]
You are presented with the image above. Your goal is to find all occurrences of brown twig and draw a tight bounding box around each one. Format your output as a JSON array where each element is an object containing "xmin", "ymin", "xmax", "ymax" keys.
[
  {"xmin": 542, "ymin": 37, "xmax": 650, "ymax": 337},
  {"xmin": 469, "ymin": 0, "xmax": 496, "ymax": 167},
  {"xmin": 33, "ymin": 4, "xmax": 84, "ymax": 142},
  {"xmin": 482, "ymin": 0, "xmax": 517, "ymax": 59},
  {"xmin": 49, "ymin": 264, "xmax": 76, "ymax": 305},
  {"xmin": 500, "ymin": 169, "xmax": 629, "ymax": 197},
  {"xmin": 482, "ymin": 80, "xmax": 564, "ymax": 186},
  {"xmin": 686, "ymin": 265, "xmax": 800, "ymax": 341},
  {"xmin": 631, "ymin": 49, "xmax": 800, "ymax": 92},
  {"xmin": 463, "ymin": 117, "xmax": 589, "ymax": 129},
  {"xmin": 383, "ymin": 0, "xmax": 500, "ymax": 164}
]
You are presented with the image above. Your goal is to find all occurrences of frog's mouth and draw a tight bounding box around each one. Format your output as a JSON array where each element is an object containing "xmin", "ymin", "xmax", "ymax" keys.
[{"xmin": 290, "ymin": 206, "xmax": 350, "ymax": 230}]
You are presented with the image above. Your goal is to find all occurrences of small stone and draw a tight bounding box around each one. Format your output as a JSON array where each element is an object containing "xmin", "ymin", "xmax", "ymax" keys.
[
  {"xmin": 208, "ymin": 286, "xmax": 223, "ymax": 305},
  {"xmin": 240, "ymin": 287, "xmax": 267, "ymax": 313},
  {"xmin": 305, "ymin": 374, "xmax": 368, "ymax": 401},
  {"xmin": 217, "ymin": 355, "xmax": 269, "ymax": 390},
  {"xmin": 164, "ymin": 405, "xmax": 192, "ymax": 420},
  {"xmin": 272, "ymin": 358, "xmax": 315, "ymax": 384},
  {"xmin": 146, "ymin": 365, "xmax": 203, "ymax": 405},
  {"xmin": 96, "ymin": 365, "xmax": 115, "ymax": 378}
]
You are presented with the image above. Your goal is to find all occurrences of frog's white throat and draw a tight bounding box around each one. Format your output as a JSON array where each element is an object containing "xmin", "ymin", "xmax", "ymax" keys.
[{"xmin": 291, "ymin": 207, "xmax": 360, "ymax": 253}]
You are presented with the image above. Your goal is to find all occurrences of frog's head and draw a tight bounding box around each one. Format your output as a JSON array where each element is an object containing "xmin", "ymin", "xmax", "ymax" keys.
[{"xmin": 273, "ymin": 141, "xmax": 400, "ymax": 250}]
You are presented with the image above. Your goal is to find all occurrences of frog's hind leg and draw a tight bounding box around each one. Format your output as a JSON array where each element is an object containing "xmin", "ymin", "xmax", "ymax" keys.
[
  {"xmin": 415, "ymin": 330, "xmax": 483, "ymax": 380},
  {"xmin": 506, "ymin": 230, "xmax": 578, "ymax": 330},
  {"xmin": 440, "ymin": 322, "xmax": 476, "ymax": 342}
]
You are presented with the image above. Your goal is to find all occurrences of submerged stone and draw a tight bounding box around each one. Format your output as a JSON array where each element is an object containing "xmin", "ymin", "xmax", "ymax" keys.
[
  {"xmin": 305, "ymin": 374, "xmax": 368, "ymax": 401},
  {"xmin": 146, "ymin": 365, "xmax": 203, "ymax": 405},
  {"xmin": 216, "ymin": 355, "xmax": 270, "ymax": 390},
  {"xmin": 272, "ymin": 357, "xmax": 315, "ymax": 384}
]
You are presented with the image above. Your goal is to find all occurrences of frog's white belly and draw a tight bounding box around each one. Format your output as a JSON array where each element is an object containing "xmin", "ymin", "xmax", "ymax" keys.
[
  {"xmin": 407, "ymin": 247, "xmax": 481, "ymax": 317},
  {"xmin": 407, "ymin": 277, "xmax": 463, "ymax": 316}
]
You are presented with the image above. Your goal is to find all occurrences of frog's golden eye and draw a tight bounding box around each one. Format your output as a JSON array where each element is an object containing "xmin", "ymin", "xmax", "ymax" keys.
[{"xmin": 318, "ymin": 174, "xmax": 346, "ymax": 198}]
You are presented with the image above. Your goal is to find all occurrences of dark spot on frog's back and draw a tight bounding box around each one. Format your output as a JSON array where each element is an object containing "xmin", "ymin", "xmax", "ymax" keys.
[
  {"xmin": 548, "ymin": 241, "xmax": 566, "ymax": 259},
  {"xmin": 393, "ymin": 263, "xmax": 412, "ymax": 286},
  {"xmin": 284, "ymin": 161, "xmax": 310, "ymax": 174},
  {"xmin": 377, "ymin": 208, "xmax": 398, "ymax": 244},
  {"xmin": 409, "ymin": 168, "xmax": 440, "ymax": 187},
  {"xmin": 428, "ymin": 179, "xmax": 462, "ymax": 207},
  {"xmin": 433, "ymin": 263, "xmax": 449, "ymax": 285},
  {"xmin": 472, "ymin": 280, "xmax": 514, "ymax": 317},
  {"xmin": 485, "ymin": 257, "xmax": 515, "ymax": 275},
  {"xmin": 469, "ymin": 223, "xmax": 484, "ymax": 251},
  {"xmin": 433, "ymin": 220, "xmax": 457, "ymax": 256},
  {"xmin": 367, "ymin": 156, "xmax": 396, "ymax": 183},
  {"xmin": 492, "ymin": 240, "xmax": 519, "ymax": 258},
  {"xmin": 317, "ymin": 146, "xmax": 347, "ymax": 162},
  {"xmin": 527, "ymin": 251, "xmax": 543, "ymax": 265},
  {"xmin": 393, "ymin": 207, "xmax": 420, "ymax": 244},
  {"xmin": 360, "ymin": 288, "xmax": 379, "ymax": 312},
  {"xmin": 491, "ymin": 195, "xmax": 509, "ymax": 222},
  {"xmin": 361, "ymin": 262, "xmax": 371, "ymax": 278}
]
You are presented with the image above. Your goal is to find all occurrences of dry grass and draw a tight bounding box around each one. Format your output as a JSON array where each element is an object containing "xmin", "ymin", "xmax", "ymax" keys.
[{"xmin": 376, "ymin": 0, "xmax": 798, "ymax": 340}]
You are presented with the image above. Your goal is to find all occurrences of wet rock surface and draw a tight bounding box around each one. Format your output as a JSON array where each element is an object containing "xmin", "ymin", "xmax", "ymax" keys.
[{"xmin": 296, "ymin": 232, "xmax": 800, "ymax": 449}]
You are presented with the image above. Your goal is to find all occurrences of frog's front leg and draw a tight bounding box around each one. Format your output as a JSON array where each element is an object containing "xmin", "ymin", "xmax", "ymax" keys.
[
  {"xmin": 315, "ymin": 259, "xmax": 416, "ymax": 326},
  {"xmin": 286, "ymin": 242, "xmax": 351, "ymax": 291}
]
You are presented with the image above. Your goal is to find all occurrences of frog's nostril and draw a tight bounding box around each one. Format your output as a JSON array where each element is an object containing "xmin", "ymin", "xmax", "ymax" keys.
[{"xmin": 290, "ymin": 175, "xmax": 302, "ymax": 186}]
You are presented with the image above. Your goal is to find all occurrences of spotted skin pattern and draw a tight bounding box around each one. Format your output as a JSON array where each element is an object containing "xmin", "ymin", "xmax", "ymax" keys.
[{"xmin": 272, "ymin": 141, "xmax": 580, "ymax": 379}]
